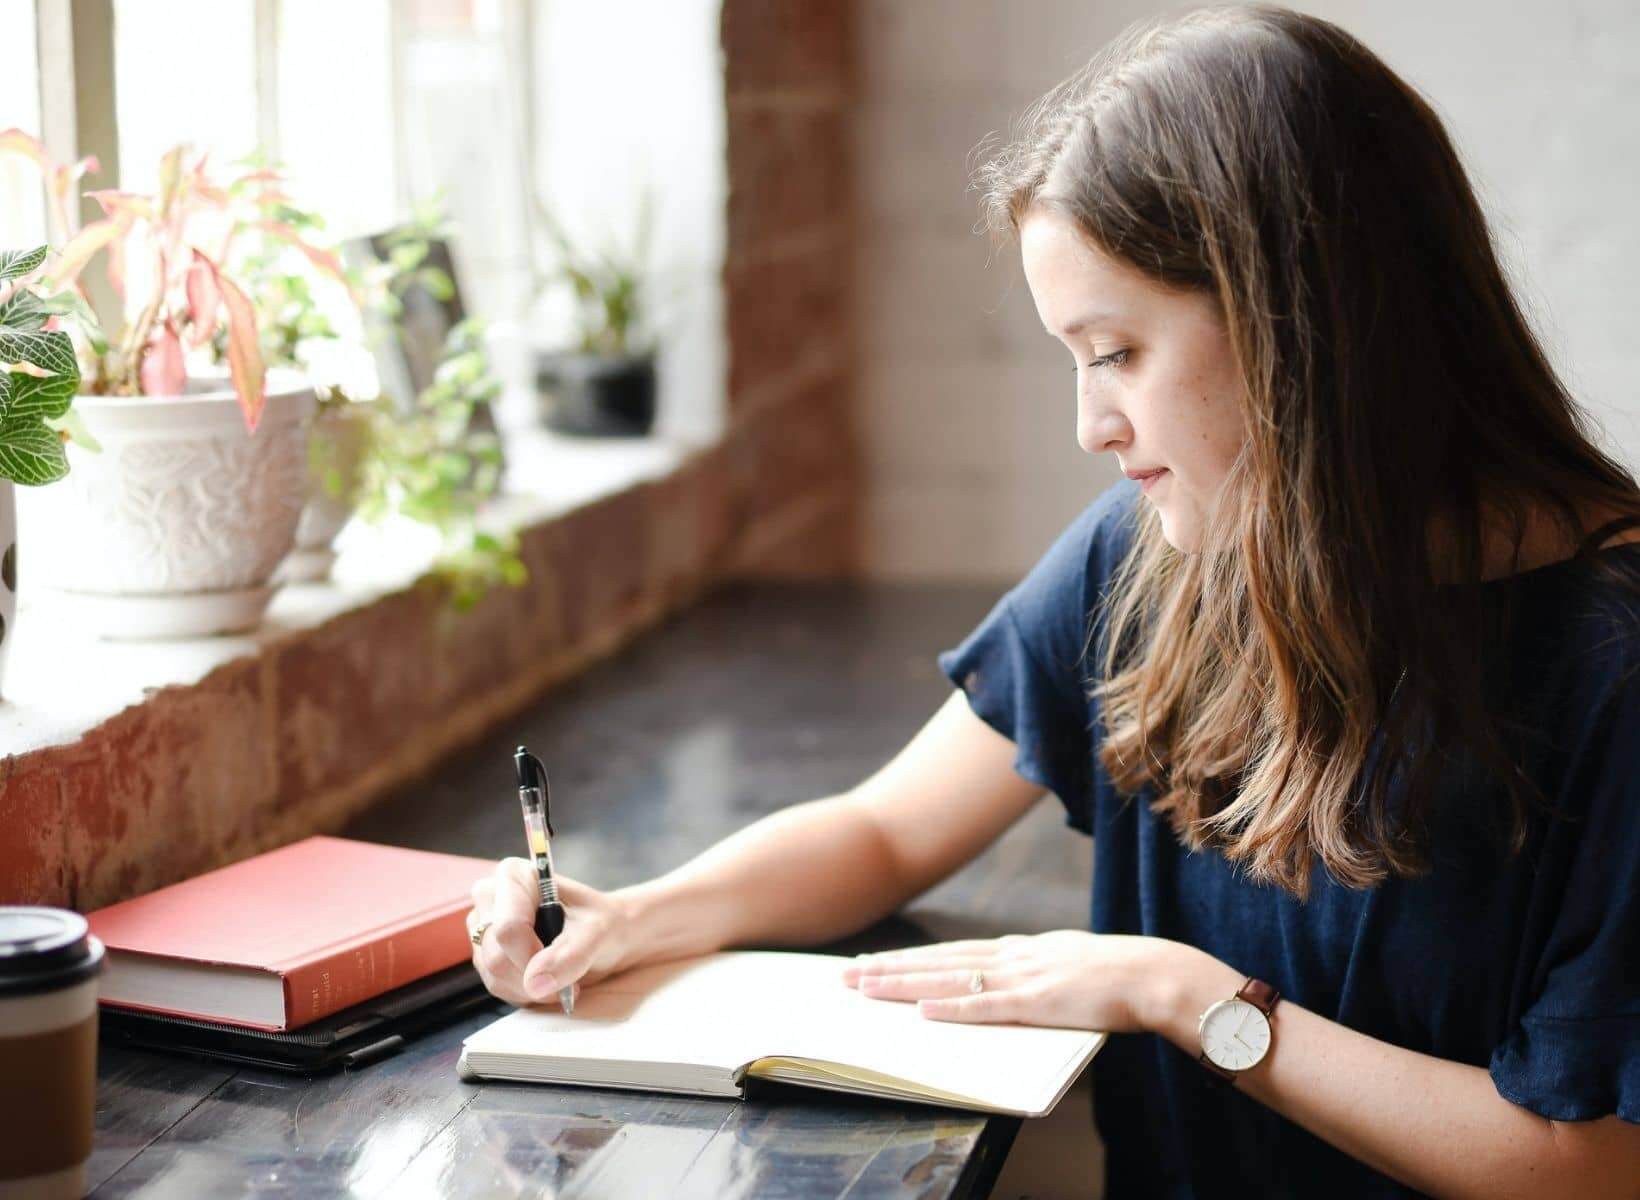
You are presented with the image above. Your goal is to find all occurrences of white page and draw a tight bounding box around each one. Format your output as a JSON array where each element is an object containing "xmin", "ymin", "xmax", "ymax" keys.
[
  {"xmin": 464, "ymin": 954, "xmax": 789, "ymax": 1071},
  {"xmin": 462, "ymin": 951, "xmax": 1105, "ymax": 1113},
  {"xmin": 765, "ymin": 965, "xmax": 1103, "ymax": 1113}
]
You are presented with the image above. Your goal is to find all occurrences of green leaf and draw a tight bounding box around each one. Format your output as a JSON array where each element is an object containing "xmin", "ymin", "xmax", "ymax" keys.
[
  {"xmin": 45, "ymin": 407, "xmax": 101, "ymax": 453},
  {"xmin": 41, "ymin": 288, "xmax": 106, "ymax": 353},
  {"xmin": 0, "ymin": 247, "xmax": 47, "ymax": 282},
  {"xmin": 389, "ymin": 242, "xmax": 428, "ymax": 274},
  {"xmin": 423, "ymin": 271, "xmax": 455, "ymax": 302},
  {"xmin": 0, "ymin": 416, "xmax": 69, "ymax": 485},
  {"xmin": 0, "ymin": 288, "xmax": 48, "ymax": 332},
  {"xmin": 0, "ymin": 328, "xmax": 77, "ymax": 421}
]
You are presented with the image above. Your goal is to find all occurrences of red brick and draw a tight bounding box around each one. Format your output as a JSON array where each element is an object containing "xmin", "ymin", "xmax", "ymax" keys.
[
  {"xmin": 728, "ymin": 106, "xmax": 849, "ymax": 254},
  {"xmin": 0, "ymin": 757, "xmax": 67, "ymax": 906},
  {"xmin": 70, "ymin": 658, "xmax": 273, "ymax": 908},
  {"xmin": 691, "ymin": 441, "xmax": 755, "ymax": 573},
  {"xmin": 646, "ymin": 457, "xmax": 719, "ymax": 603},
  {"xmin": 725, "ymin": 239, "xmax": 849, "ymax": 400},
  {"xmin": 732, "ymin": 368, "xmax": 860, "ymax": 518},
  {"xmin": 733, "ymin": 490, "xmax": 859, "ymax": 578},
  {"xmin": 547, "ymin": 486, "xmax": 656, "ymax": 649},
  {"xmin": 422, "ymin": 525, "xmax": 566, "ymax": 711},
  {"xmin": 270, "ymin": 590, "xmax": 444, "ymax": 804},
  {"xmin": 723, "ymin": 0, "xmax": 851, "ymax": 95}
]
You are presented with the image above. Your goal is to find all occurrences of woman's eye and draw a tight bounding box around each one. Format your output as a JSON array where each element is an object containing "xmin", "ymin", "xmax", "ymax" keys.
[{"xmin": 1071, "ymin": 349, "xmax": 1130, "ymax": 372}]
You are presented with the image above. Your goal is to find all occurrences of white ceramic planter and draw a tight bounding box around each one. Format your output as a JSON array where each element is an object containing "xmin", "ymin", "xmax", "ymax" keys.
[
  {"xmin": 279, "ymin": 401, "xmax": 373, "ymax": 584},
  {"xmin": 15, "ymin": 370, "xmax": 316, "ymax": 639},
  {"xmin": 0, "ymin": 480, "xmax": 14, "ymax": 698}
]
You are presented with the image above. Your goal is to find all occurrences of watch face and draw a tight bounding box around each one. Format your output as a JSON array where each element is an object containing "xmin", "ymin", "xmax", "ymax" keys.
[{"xmin": 1200, "ymin": 998, "xmax": 1270, "ymax": 1071}]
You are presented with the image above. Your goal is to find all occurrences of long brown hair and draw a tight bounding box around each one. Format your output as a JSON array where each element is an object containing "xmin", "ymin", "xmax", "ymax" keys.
[{"xmin": 976, "ymin": 5, "xmax": 1640, "ymax": 900}]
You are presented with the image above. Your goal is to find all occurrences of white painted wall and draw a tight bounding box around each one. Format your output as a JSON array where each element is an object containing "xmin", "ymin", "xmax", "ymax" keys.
[{"xmin": 855, "ymin": 0, "xmax": 1640, "ymax": 581}]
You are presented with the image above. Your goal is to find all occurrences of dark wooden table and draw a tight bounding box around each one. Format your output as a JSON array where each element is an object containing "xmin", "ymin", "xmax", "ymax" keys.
[{"xmin": 91, "ymin": 582, "xmax": 1096, "ymax": 1198}]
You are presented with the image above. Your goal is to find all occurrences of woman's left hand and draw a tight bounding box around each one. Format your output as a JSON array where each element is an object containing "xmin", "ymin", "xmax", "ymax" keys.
[{"xmin": 840, "ymin": 930, "xmax": 1195, "ymax": 1033}]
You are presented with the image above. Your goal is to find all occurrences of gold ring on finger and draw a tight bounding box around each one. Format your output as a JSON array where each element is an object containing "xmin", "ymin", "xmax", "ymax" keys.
[{"xmin": 470, "ymin": 918, "xmax": 493, "ymax": 947}]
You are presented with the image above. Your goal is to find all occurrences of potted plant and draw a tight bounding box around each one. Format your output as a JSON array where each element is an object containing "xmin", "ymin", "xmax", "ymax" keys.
[
  {"xmin": 231, "ymin": 190, "xmax": 522, "ymax": 605},
  {"xmin": 3, "ymin": 133, "xmax": 319, "ymax": 639},
  {"xmin": 529, "ymin": 192, "xmax": 659, "ymax": 437},
  {"xmin": 221, "ymin": 160, "xmax": 375, "ymax": 584},
  {"xmin": 0, "ymin": 244, "xmax": 99, "ymax": 698}
]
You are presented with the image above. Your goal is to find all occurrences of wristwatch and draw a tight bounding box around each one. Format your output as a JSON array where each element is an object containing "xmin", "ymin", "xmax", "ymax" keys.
[{"xmin": 1197, "ymin": 976, "xmax": 1280, "ymax": 1085}]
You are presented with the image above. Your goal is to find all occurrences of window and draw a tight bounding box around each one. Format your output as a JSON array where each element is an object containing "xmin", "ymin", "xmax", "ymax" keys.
[
  {"xmin": 113, "ymin": 0, "xmax": 258, "ymax": 193},
  {"xmin": 277, "ymin": 0, "xmax": 398, "ymax": 239},
  {"xmin": 0, "ymin": 2, "xmax": 47, "ymax": 245},
  {"xmin": 0, "ymin": 0, "xmax": 725, "ymax": 436}
]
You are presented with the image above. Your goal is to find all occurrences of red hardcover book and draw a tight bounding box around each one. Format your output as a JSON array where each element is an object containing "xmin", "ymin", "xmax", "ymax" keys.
[{"xmin": 86, "ymin": 836, "xmax": 492, "ymax": 1031}]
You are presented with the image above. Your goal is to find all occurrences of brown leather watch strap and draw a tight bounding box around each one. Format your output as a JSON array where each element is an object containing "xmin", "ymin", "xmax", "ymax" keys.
[{"xmin": 1237, "ymin": 977, "xmax": 1280, "ymax": 1016}]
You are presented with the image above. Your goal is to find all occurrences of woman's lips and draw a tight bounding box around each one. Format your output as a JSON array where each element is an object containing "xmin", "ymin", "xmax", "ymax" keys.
[{"xmin": 1133, "ymin": 468, "xmax": 1168, "ymax": 494}]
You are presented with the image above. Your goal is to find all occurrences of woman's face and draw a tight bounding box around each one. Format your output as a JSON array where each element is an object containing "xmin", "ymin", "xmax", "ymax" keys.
[{"xmin": 1020, "ymin": 207, "xmax": 1246, "ymax": 551}]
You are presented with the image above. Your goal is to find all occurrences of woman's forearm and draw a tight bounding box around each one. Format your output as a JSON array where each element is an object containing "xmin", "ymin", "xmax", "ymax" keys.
[
  {"xmin": 1148, "ymin": 947, "xmax": 1633, "ymax": 1199},
  {"xmin": 610, "ymin": 792, "xmax": 913, "ymax": 969}
]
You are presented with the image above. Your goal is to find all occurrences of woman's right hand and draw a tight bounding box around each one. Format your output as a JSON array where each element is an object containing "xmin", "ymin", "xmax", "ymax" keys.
[{"xmin": 467, "ymin": 858, "xmax": 634, "ymax": 1007}]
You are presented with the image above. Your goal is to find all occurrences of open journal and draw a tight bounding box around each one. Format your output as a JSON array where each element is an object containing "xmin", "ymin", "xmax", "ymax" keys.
[{"xmin": 458, "ymin": 951, "xmax": 1107, "ymax": 1117}]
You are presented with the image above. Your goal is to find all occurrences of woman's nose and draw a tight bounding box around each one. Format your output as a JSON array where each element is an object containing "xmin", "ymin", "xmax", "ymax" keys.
[{"xmin": 1077, "ymin": 408, "xmax": 1130, "ymax": 457}]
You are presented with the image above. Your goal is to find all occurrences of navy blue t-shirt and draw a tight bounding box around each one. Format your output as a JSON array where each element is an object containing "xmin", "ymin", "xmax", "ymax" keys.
[{"xmin": 937, "ymin": 479, "xmax": 1640, "ymax": 1198}]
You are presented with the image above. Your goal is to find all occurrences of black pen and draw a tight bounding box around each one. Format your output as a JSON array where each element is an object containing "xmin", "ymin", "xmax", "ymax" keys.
[{"xmin": 514, "ymin": 745, "xmax": 576, "ymax": 1014}]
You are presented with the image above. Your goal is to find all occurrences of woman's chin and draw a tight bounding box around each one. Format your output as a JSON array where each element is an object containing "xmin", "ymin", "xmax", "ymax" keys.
[{"xmin": 1155, "ymin": 505, "xmax": 1202, "ymax": 554}]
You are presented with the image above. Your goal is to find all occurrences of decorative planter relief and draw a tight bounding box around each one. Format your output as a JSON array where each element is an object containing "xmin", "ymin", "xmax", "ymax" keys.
[{"xmin": 16, "ymin": 371, "xmax": 316, "ymax": 639}]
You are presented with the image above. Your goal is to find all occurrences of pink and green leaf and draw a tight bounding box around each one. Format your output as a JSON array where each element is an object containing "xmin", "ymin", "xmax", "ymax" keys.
[
  {"xmin": 138, "ymin": 319, "xmax": 186, "ymax": 396},
  {"xmin": 184, "ymin": 249, "xmax": 222, "ymax": 347},
  {"xmin": 256, "ymin": 219, "xmax": 354, "ymax": 292},
  {"xmin": 46, "ymin": 216, "xmax": 126, "ymax": 290},
  {"xmin": 216, "ymin": 270, "xmax": 266, "ymax": 430}
]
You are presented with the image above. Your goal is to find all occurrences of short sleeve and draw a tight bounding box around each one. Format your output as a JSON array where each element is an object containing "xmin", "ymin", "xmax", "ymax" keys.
[
  {"xmin": 1488, "ymin": 673, "xmax": 1640, "ymax": 1123},
  {"xmin": 936, "ymin": 481, "xmax": 1139, "ymax": 834}
]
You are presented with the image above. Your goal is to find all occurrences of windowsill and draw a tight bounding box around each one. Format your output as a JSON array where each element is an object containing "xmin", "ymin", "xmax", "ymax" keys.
[{"xmin": 1, "ymin": 424, "xmax": 710, "ymax": 758}]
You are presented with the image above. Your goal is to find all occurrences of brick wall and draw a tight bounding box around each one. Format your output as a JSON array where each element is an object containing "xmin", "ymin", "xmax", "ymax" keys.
[
  {"xmin": 719, "ymin": 0, "xmax": 861, "ymax": 576},
  {"xmin": 0, "ymin": 2, "xmax": 863, "ymax": 909}
]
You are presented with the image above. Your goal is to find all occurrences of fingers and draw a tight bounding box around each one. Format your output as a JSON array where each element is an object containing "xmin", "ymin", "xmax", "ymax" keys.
[
  {"xmin": 469, "ymin": 862, "xmax": 600, "ymax": 1005},
  {"xmin": 917, "ymin": 989, "xmax": 1029, "ymax": 1023},
  {"xmin": 855, "ymin": 968, "xmax": 1007, "ymax": 1002},
  {"xmin": 488, "ymin": 914, "xmax": 540, "ymax": 974},
  {"xmin": 843, "ymin": 938, "xmax": 1043, "ymax": 1024},
  {"xmin": 468, "ymin": 910, "xmax": 530, "ymax": 1007},
  {"xmin": 470, "ymin": 859, "xmax": 559, "ymax": 1004},
  {"xmin": 842, "ymin": 952, "xmax": 995, "ymax": 985},
  {"xmin": 841, "ymin": 934, "xmax": 1036, "ymax": 985},
  {"xmin": 468, "ymin": 859, "xmax": 538, "ymax": 926},
  {"xmin": 866, "ymin": 938, "xmax": 1005, "ymax": 962},
  {"xmin": 496, "ymin": 858, "xmax": 543, "ymax": 921},
  {"xmin": 522, "ymin": 909, "xmax": 599, "ymax": 1001}
]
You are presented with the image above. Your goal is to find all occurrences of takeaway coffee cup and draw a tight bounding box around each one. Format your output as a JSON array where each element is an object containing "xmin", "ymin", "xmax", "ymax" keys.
[{"xmin": 0, "ymin": 907, "xmax": 105, "ymax": 1199}]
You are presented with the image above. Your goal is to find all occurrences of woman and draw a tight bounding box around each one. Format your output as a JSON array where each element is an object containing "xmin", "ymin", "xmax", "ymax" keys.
[{"xmin": 468, "ymin": 7, "xmax": 1639, "ymax": 1195}]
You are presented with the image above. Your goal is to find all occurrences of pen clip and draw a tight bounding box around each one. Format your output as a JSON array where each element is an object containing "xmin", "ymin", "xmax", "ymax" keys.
[{"xmin": 514, "ymin": 745, "xmax": 554, "ymax": 838}]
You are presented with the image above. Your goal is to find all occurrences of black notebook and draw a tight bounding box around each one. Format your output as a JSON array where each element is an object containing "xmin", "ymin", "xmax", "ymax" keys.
[{"xmin": 98, "ymin": 962, "xmax": 498, "ymax": 1074}]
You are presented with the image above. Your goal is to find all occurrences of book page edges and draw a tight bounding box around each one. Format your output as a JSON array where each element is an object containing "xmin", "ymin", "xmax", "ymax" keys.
[
  {"xmin": 458, "ymin": 1048, "xmax": 746, "ymax": 1100},
  {"xmin": 740, "ymin": 1056, "xmax": 992, "ymax": 1110},
  {"xmin": 739, "ymin": 1030, "xmax": 1106, "ymax": 1118}
]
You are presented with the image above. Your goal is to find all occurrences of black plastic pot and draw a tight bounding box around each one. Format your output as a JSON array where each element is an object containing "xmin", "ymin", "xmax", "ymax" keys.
[{"xmin": 534, "ymin": 351, "xmax": 657, "ymax": 437}]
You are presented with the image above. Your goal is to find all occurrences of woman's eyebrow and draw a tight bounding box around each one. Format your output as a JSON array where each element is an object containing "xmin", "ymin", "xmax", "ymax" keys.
[{"xmin": 1048, "ymin": 310, "xmax": 1122, "ymax": 337}]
